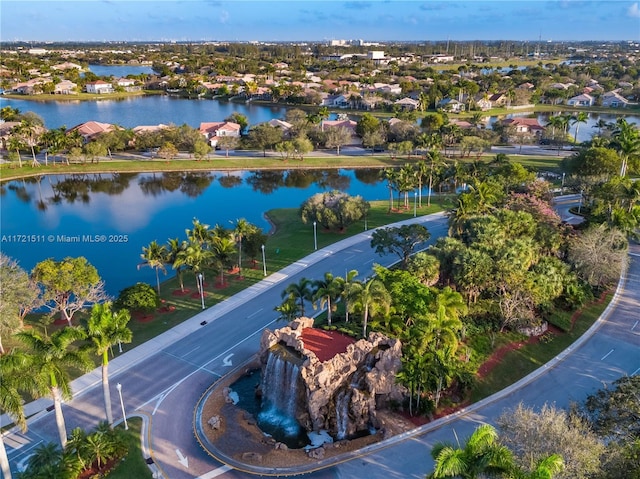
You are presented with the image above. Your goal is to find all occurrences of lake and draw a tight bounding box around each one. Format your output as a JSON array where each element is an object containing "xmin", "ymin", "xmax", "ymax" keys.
[
  {"xmin": 0, "ymin": 95, "xmax": 290, "ymax": 130},
  {"xmin": 88, "ymin": 64, "xmax": 156, "ymax": 77},
  {"xmin": 0, "ymin": 169, "xmax": 389, "ymax": 296}
]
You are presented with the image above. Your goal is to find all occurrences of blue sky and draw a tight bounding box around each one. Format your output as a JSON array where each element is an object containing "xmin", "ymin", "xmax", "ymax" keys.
[{"xmin": 1, "ymin": 1, "xmax": 639, "ymax": 42}]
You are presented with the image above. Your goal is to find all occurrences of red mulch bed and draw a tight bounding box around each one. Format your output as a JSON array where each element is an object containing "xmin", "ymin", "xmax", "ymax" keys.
[
  {"xmin": 77, "ymin": 457, "xmax": 119, "ymax": 479},
  {"xmin": 158, "ymin": 305, "xmax": 176, "ymax": 313},
  {"xmin": 300, "ymin": 328, "xmax": 356, "ymax": 363},
  {"xmin": 172, "ymin": 288, "xmax": 192, "ymax": 296},
  {"xmin": 133, "ymin": 311, "xmax": 155, "ymax": 323},
  {"xmin": 191, "ymin": 291, "xmax": 207, "ymax": 299},
  {"xmin": 214, "ymin": 281, "xmax": 229, "ymax": 289}
]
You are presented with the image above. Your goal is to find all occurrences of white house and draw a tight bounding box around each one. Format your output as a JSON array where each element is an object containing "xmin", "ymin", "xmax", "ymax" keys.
[
  {"xmin": 437, "ymin": 98, "xmax": 465, "ymax": 113},
  {"xmin": 54, "ymin": 80, "xmax": 77, "ymax": 95},
  {"xmin": 394, "ymin": 97, "xmax": 419, "ymax": 111},
  {"xmin": 85, "ymin": 80, "xmax": 114, "ymax": 94},
  {"xmin": 601, "ymin": 91, "xmax": 632, "ymax": 108},
  {"xmin": 567, "ymin": 93, "xmax": 594, "ymax": 107}
]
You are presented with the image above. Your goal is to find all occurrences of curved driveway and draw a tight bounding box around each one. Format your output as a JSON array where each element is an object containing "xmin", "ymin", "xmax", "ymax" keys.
[{"xmin": 6, "ymin": 211, "xmax": 639, "ymax": 479}]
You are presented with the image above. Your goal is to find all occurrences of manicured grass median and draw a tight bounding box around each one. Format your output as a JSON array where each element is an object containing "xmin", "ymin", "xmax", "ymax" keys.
[
  {"xmin": 108, "ymin": 417, "xmax": 153, "ymax": 479},
  {"xmin": 471, "ymin": 293, "xmax": 613, "ymax": 402}
]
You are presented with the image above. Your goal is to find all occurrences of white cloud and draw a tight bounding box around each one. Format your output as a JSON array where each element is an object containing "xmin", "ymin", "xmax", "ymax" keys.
[{"xmin": 628, "ymin": 2, "xmax": 640, "ymax": 18}]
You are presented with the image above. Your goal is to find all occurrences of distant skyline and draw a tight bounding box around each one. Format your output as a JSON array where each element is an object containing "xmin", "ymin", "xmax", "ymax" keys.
[{"xmin": 1, "ymin": 1, "xmax": 639, "ymax": 43}]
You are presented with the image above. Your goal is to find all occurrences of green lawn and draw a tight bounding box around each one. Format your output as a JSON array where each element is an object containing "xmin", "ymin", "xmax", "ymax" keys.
[{"xmin": 107, "ymin": 417, "xmax": 153, "ymax": 479}]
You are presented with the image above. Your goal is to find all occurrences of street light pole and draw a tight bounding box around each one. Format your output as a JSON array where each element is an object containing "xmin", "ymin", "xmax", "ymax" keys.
[
  {"xmin": 198, "ymin": 273, "xmax": 205, "ymax": 310},
  {"xmin": 261, "ymin": 244, "xmax": 266, "ymax": 276},
  {"xmin": 364, "ymin": 213, "xmax": 367, "ymax": 231},
  {"xmin": 116, "ymin": 383, "xmax": 128, "ymax": 430},
  {"xmin": 313, "ymin": 221, "xmax": 317, "ymax": 251},
  {"xmin": 414, "ymin": 190, "xmax": 417, "ymax": 217}
]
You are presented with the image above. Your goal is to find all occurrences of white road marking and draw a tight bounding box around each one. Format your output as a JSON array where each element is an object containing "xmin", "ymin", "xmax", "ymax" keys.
[
  {"xmin": 222, "ymin": 353, "xmax": 233, "ymax": 367},
  {"xmin": 197, "ymin": 465, "xmax": 233, "ymax": 479},
  {"xmin": 629, "ymin": 252, "xmax": 640, "ymax": 257},
  {"xmin": 365, "ymin": 258, "xmax": 374, "ymax": 264},
  {"xmin": 601, "ymin": 349, "xmax": 614, "ymax": 361},
  {"xmin": 631, "ymin": 366, "xmax": 640, "ymax": 376},
  {"xmin": 181, "ymin": 346, "xmax": 200, "ymax": 358},
  {"xmin": 176, "ymin": 448, "xmax": 189, "ymax": 468},
  {"xmin": 344, "ymin": 255, "xmax": 355, "ymax": 261},
  {"xmin": 247, "ymin": 308, "xmax": 263, "ymax": 319},
  {"xmin": 632, "ymin": 321, "xmax": 638, "ymax": 331}
]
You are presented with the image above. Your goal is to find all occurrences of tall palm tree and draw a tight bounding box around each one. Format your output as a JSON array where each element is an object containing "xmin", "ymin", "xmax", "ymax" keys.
[
  {"xmin": 381, "ymin": 167, "xmax": 398, "ymax": 212},
  {"xmin": 15, "ymin": 327, "xmax": 93, "ymax": 448},
  {"xmin": 312, "ymin": 272, "xmax": 341, "ymax": 326},
  {"xmin": 232, "ymin": 218, "xmax": 252, "ymax": 275},
  {"xmin": 139, "ymin": 240, "xmax": 168, "ymax": 294},
  {"xmin": 1, "ymin": 351, "xmax": 36, "ymax": 479},
  {"xmin": 335, "ymin": 269, "xmax": 359, "ymax": 323},
  {"xmin": 611, "ymin": 118, "xmax": 640, "ymax": 177},
  {"xmin": 84, "ymin": 302, "xmax": 132, "ymax": 425},
  {"xmin": 166, "ymin": 238, "xmax": 188, "ymax": 292},
  {"xmin": 12, "ymin": 119, "xmax": 42, "ymax": 167},
  {"xmin": 177, "ymin": 240, "xmax": 214, "ymax": 291},
  {"xmin": 570, "ymin": 111, "xmax": 588, "ymax": 145},
  {"xmin": 349, "ymin": 277, "xmax": 391, "ymax": 338},
  {"xmin": 186, "ymin": 218, "xmax": 211, "ymax": 246},
  {"xmin": 209, "ymin": 234, "xmax": 236, "ymax": 287},
  {"xmin": 282, "ymin": 277, "xmax": 313, "ymax": 317},
  {"xmin": 429, "ymin": 424, "xmax": 514, "ymax": 479}
]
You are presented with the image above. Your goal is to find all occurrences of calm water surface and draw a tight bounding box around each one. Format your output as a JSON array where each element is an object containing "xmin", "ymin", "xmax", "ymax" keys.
[{"xmin": 1, "ymin": 169, "xmax": 388, "ymax": 295}]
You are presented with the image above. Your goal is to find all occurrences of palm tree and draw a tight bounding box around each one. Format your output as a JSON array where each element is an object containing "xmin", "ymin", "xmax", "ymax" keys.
[
  {"xmin": 381, "ymin": 167, "xmax": 398, "ymax": 212},
  {"xmin": 209, "ymin": 234, "xmax": 236, "ymax": 287},
  {"xmin": 429, "ymin": 424, "xmax": 514, "ymax": 479},
  {"xmin": 611, "ymin": 118, "xmax": 640, "ymax": 177},
  {"xmin": 335, "ymin": 269, "xmax": 359, "ymax": 323},
  {"xmin": 312, "ymin": 272, "xmax": 341, "ymax": 326},
  {"xmin": 84, "ymin": 302, "xmax": 132, "ymax": 425},
  {"xmin": 139, "ymin": 240, "xmax": 168, "ymax": 295},
  {"xmin": 177, "ymin": 240, "xmax": 214, "ymax": 291},
  {"xmin": 1, "ymin": 351, "xmax": 36, "ymax": 479},
  {"xmin": 282, "ymin": 278, "xmax": 313, "ymax": 317},
  {"xmin": 512, "ymin": 454, "xmax": 564, "ymax": 479},
  {"xmin": 15, "ymin": 327, "xmax": 93, "ymax": 448},
  {"xmin": 166, "ymin": 238, "xmax": 188, "ymax": 292},
  {"xmin": 232, "ymin": 218, "xmax": 252, "ymax": 275},
  {"xmin": 570, "ymin": 111, "xmax": 588, "ymax": 145},
  {"xmin": 274, "ymin": 293, "xmax": 300, "ymax": 322},
  {"xmin": 349, "ymin": 277, "xmax": 391, "ymax": 338},
  {"xmin": 12, "ymin": 119, "xmax": 42, "ymax": 167},
  {"xmin": 186, "ymin": 218, "xmax": 211, "ymax": 246}
]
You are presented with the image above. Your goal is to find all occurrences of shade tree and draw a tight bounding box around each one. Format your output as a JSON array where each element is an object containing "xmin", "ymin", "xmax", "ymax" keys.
[
  {"xmin": 300, "ymin": 190, "xmax": 370, "ymax": 232},
  {"xmin": 370, "ymin": 223, "xmax": 431, "ymax": 267}
]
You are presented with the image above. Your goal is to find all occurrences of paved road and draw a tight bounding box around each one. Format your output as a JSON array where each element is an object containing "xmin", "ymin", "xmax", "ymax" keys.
[{"xmin": 6, "ymin": 204, "xmax": 639, "ymax": 479}]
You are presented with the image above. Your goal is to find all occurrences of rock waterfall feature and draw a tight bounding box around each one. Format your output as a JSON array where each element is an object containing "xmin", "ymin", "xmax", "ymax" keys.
[{"xmin": 258, "ymin": 317, "xmax": 403, "ymax": 442}]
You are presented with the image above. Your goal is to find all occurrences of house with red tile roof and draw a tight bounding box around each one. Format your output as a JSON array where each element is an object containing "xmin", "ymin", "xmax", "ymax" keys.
[
  {"xmin": 67, "ymin": 121, "xmax": 118, "ymax": 142},
  {"xmin": 501, "ymin": 117, "xmax": 545, "ymax": 138},
  {"xmin": 199, "ymin": 121, "xmax": 241, "ymax": 147}
]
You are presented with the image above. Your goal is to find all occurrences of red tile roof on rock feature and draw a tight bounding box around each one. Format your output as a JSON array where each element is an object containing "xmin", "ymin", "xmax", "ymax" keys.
[{"xmin": 300, "ymin": 328, "xmax": 356, "ymax": 363}]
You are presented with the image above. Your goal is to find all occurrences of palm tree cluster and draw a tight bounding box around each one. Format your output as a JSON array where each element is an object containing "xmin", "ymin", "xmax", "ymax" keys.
[
  {"xmin": 19, "ymin": 422, "xmax": 128, "ymax": 479},
  {"xmin": 0, "ymin": 302, "xmax": 132, "ymax": 479},
  {"xmin": 140, "ymin": 217, "xmax": 266, "ymax": 294}
]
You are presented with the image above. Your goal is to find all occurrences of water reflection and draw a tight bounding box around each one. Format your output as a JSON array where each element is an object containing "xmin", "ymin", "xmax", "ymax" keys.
[{"xmin": 1, "ymin": 168, "xmax": 389, "ymax": 295}]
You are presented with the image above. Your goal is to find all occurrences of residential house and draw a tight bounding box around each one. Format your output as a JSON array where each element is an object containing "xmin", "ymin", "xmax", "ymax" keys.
[
  {"xmin": 11, "ymin": 79, "xmax": 48, "ymax": 95},
  {"xmin": 394, "ymin": 97, "xmax": 419, "ymax": 111},
  {"xmin": 475, "ymin": 95, "xmax": 493, "ymax": 111},
  {"xmin": 132, "ymin": 124, "xmax": 169, "ymax": 135},
  {"xmin": 199, "ymin": 121, "xmax": 241, "ymax": 147},
  {"xmin": 322, "ymin": 94, "xmax": 350, "ymax": 108},
  {"xmin": 85, "ymin": 80, "xmax": 114, "ymax": 94},
  {"xmin": 449, "ymin": 119, "xmax": 474, "ymax": 130},
  {"xmin": 0, "ymin": 121, "xmax": 19, "ymax": 151},
  {"xmin": 51, "ymin": 62, "xmax": 83, "ymax": 71},
  {"xmin": 54, "ymin": 80, "xmax": 77, "ymax": 95},
  {"xmin": 320, "ymin": 119, "xmax": 361, "ymax": 145},
  {"xmin": 517, "ymin": 82, "xmax": 535, "ymax": 90},
  {"xmin": 601, "ymin": 91, "xmax": 632, "ymax": 108},
  {"xmin": 67, "ymin": 121, "xmax": 117, "ymax": 142},
  {"xmin": 501, "ymin": 118, "xmax": 545, "ymax": 138},
  {"xmin": 437, "ymin": 98, "xmax": 465, "ymax": 113},
  {"xmin": 488, "ymin": 93, "xmax": 508, "ymax": 107},
  {"xmin": 567, "ymin": 93, "xmax": 594, "ymax": 107}
]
